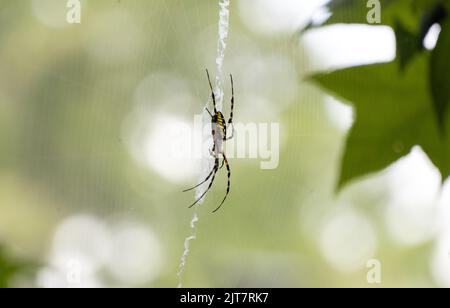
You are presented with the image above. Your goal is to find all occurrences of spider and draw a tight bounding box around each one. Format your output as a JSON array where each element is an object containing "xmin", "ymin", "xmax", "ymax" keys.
[{"xmin": 183, "ymin": 69, "xmax": 234, "ymax": 213}]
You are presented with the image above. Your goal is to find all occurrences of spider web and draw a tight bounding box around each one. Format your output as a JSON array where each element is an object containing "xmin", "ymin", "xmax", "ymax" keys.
[
  {"xmin": 177, "ymin": 0, "xmax": 231, "ymax": 288},
  {"xmin": 196, "ymin": 0, "xmax": 229, "ymax": 204}
]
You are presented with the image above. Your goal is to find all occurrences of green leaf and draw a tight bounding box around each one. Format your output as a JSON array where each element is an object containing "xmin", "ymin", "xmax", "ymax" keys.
[
  {"xmin": 305, "ymin": 0, "xmax": 419, "ymax": 30},
  {"xmin": 304, "ymin": 0, "xmax": 448, "ymax": 34},
  {"xmin": 394, "ymin": 3, "xmax": 447, "ymax": 71},
  {"xmin": 311, "ymin": 55, "xmax": 450, "ymax": 190},
  {"xmin": 418, "ymin": 2, "xmax": 447, "ymax": 44},
  {"xmin": 395, "ymin": 20, "xmax": 420, "ymax": 70},
  {"xmin": 430, "ymin": 20, "xmax": 450, "ymax": 129}
]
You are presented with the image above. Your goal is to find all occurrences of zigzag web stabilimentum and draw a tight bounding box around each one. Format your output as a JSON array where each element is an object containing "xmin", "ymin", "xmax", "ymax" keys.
[{"xmin": 177, "ymin": 0, "xmax": 231, "ymax": 288}]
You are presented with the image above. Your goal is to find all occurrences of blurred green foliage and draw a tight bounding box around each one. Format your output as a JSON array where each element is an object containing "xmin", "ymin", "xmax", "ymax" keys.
[
  {"xmin": 308, "ymin": 0, "xmax": 450, "ymax": 189},
  {"xmin": 0, "ymin": 246, "xmax": 35, "ymax": 288},
  {"xmin": 313, "ymin": 55, "xmax": 450, "ymax": 188}
]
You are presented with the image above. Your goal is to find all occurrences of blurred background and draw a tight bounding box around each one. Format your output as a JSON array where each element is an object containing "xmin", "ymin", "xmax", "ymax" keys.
[{"xmin": 1, "ymin": 0, "xmax": 450, "ymax": 287}]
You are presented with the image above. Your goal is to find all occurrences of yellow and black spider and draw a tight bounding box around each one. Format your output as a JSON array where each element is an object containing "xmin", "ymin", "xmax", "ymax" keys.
[{"xmin": 183, "ymin": 69, "xmax": 234, "ymax": 213}]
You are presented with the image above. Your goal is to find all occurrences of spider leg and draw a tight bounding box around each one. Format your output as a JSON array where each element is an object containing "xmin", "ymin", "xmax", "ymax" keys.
[
  {"xmin": 209, "ymin": 148, "xmax": 216, "ymax": 157},
  {"xmin": 225, "ymin": 74, "xmax": 235, "ymax": 141},
  {"xmin": 188, "ymin": 158, "xmax": 219, "ymax": 208},
  {"xmin": 206, "ymin": 69, "xmax": 217, "ymax": 113},
  {"xmin": 182, "ymin": 167, "xmax": 214, "ymax": 193},
  {"xmin": 205, "ymin": 107, "xmax": 213, "ymax": 117},
  {"xmin": 209, "ymin": 130, "xmax": 217, "ymax": 157},
  {"xmin": 228, "ymin": 74, "xmax": 234, "ymax": 124},
  {"xmin": 212, "ymin": 153, "xmax": 231, "ymax": 213},
  {"xmin": 210, "ymin": 140, "xmax": 224, "ymax": 169},
  {"xmin": 225, "ymin": 122, "xmax": 234, "ymax": 141},
  {"xmin": 209, "ymin": 143, "xmax": 217, "ymax": 158},
  {"xmin": 185, "ymin": 141, "xmax": 216, "ymax": 192}
]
